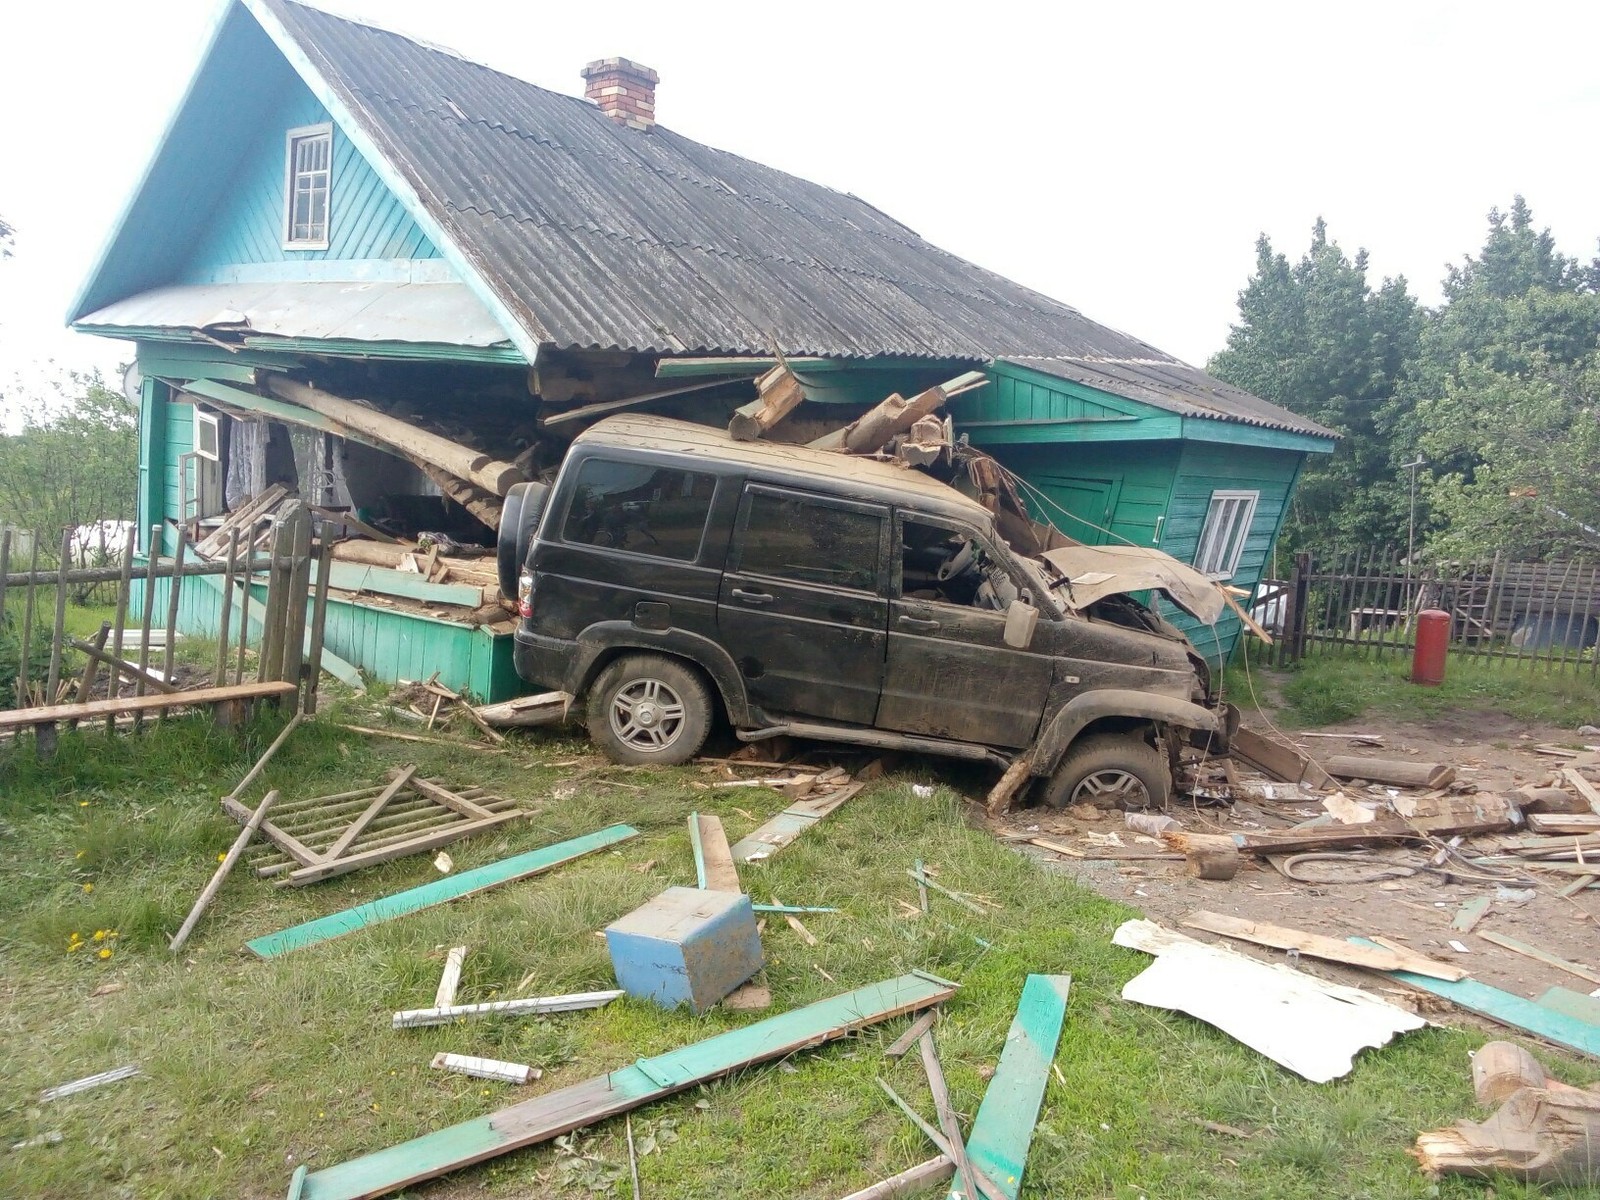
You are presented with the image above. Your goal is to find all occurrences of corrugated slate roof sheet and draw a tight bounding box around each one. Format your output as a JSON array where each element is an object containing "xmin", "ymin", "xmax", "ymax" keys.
[
  {"xmin": 260, "ymin": 0, "xmax": 1175, "ymax": 363},
  {"xmin": 1001, "ymin": 356, "xmax": 1338, "ymax": 439}
]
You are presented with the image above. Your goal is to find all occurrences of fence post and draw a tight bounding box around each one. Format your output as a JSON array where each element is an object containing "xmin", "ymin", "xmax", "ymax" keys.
[{"xmin": 1283, "ymin": 552, "xmax": 1310, "ymax": 664}]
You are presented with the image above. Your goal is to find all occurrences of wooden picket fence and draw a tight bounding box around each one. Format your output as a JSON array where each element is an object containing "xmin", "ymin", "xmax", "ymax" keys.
[
  {"xmin": 0, "ymin": 500, "xmax": 334, "ymax": 748},
  {"xmin": 1273, "ymin": 547, "xmax": 1600, "ymax": 675}
]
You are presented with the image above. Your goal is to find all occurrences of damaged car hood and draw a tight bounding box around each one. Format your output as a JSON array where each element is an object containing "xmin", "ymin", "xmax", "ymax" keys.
[{"xmin": 1038, "ymin": 545, "xmax": 1224, "ymax": 625}]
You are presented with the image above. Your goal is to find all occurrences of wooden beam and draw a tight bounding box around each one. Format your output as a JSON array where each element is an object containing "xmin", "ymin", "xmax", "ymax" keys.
[
  {"xmin": 728, "ymin": 366, "xmax": 806, "ymax": 441},
  {"xmin": 884, "ymin": 1009, "xmax": 938, "ymax": 1059},
  {"xmin": 540, "ymin": 378, "xmax": 734, "ymax": 427},
  {"xmin": 0, "ymin": 680, "xmax": 295, "ymax": 730},
  {"xmin": 918, "ymin": 1032, "xmax": 977, "ymax": 1200},
  {"xmin": 961, "ymin": 975, "xmax": 1072, "ymax": 1200},
  {"xmin": 836, "ymin": 1157, "xmax": 954, "ymax": 1200},
  {"xmin": 245, "ymin": 824, "xmax": 639, "ymax": 959},
  {"xmin": 872, "ymin": 1079, "xmax": 1008, "ymax": 1200},
  {"xmin": 291, "ymin": 972, "xmax": 957, "ymax": 1200},
  {"xmin": 326, "ymin": 767, "xmax": 416, "ymax": 861},
  {"xmin": 1182, "ymin": 910, "xmax": 1467, "ymax": 982},
  {"xmin": 433, "ymin": 946, "xmax": 468, "ymax": 1010},
  {"xmin": 1562, "ymin": 767, "xmax": 1600, "ymax": 816},
  {"xmin": 267, "ymin": 377, "xmax": 525, "ymax": 496},
  {"xmin": 1231, "ymin": 726, "xmax": 1336, "ymax": 788},
  {"xmin": 810, "ymin": 371, "xmax": 987, "ymax": 454},
  {"xmin": 67, "ymin": 637, "xmax": 178, "ymax": 694},
  {"xmin": 730, "ymin": 783, "xmax": 864, "ymax": 863},
  {"xmin": 1476, "ymin": 931, "xmax": 1600, "ymax": 986}
]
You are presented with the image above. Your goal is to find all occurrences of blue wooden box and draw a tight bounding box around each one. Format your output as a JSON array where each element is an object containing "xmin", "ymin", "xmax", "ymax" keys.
[{"xmin": 605, "ymin": 886, "xmax": 763, "ymax": 1014}]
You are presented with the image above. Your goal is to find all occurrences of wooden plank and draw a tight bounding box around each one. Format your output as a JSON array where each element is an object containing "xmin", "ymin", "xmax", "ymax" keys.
[
  {"xmin": 334, "ymin": 725, "xmax": 505, "ymax": 753},
  {"xmin": 730, "ymin": 783, "xmax": 864, "ymax": 863},
  {"xmin": 836, "ymin": 1157, "xmax": 953, "ymax": 1200},
  {"xmin": 1535, "ymin": 986, "xmax": 1600, "ymax": 1025},
  {"xmin": 1350, "ymin": 938, "xmax": 1600, "ymax": 1058},
  {"xmin": 961, "ymin": 974, "xmax": 1072, "ymax": 1200},
  {"xmin": 246, "ymin": 825, "xmax": 639, "ymax": 958},
  {"xmin": 281, "ymin": 810, "xmax": 528, "ymax": 886},
  {"xmin": 169, "ymin": 789, "xmax": 282, "ymax": 953},
  {"xmin": 393, "ymin": 989, "xmax": 624, "ymax": 1029},
  {"xmin": 222, "ymin": 796, "xmax": 325, "ymax": 868},
  {"xmin": 872, "ymin": 1080, "xmax": 1008, "ymax": 1200},
  {"xmin": 884, "ymin": 1009, "xmax": 938, "ymax": 1059},
  {"xmin": 40, "ymin": 1063, "xmax": 142, "ymax": 1102},
  {"xmin": 1562, "ymin": 767, "xmax": 1600, "ymax": 816},
  {"xmin": 1527, "ymin": 813, "xmax": 1600, "ymax": 835},
  {"xmin": 0, "ymin": 680, "xmax": 295, "ymax": 729},
  {"xmin": 541, "ymin": 378, "xmax": 734, "ymax": 427},
  {"xmin": 326, "ymin": 767, "xmax": 417, "ymax": 861},
  {"xmin": 689, "ymin": 813, "xmax": 741, "ymax": 892},
  {"xmin": 294, "ymin": 972, "xmax": 957, "ymax": 1200},
  {"xmin": 396, "ymin": 772, "xmax": 497, "ymax": 822},
  {"xmin": 433, "ymin": 945, "xmax": 468, "ymax": 1010},
  {"xmin": 1451, "ymin": 897, "xmax": 1491, "ymax": 934},
  {"xmin": 1476, "ymin": 931, "xmax": 1600, "ymax": 985},
  {"xmin": 908, "ymin": 868, "xmax": 988, "ymax": 916},
  {"xmin": 312, "ymin": 560, "xmax": 484, "ymax": 608},
  {"xmin": 919, "ymin": 1033, "xmax": 977, "ymax": 1200},
  {"xmin": 67, "ymin": 636, "xmax": 178, "ymax": 694},
  {"xmin": 1181, "ymin": 910, "xmax": 1467, "ymax": 982}
]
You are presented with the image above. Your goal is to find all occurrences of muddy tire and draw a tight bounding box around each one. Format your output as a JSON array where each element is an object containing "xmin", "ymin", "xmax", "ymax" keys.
[
  {"xmin": 1040, "ymin": 732, "xmax": 1170, "ymax": 811},
  {"xmin": 585, "ymin": 654, "xmax": 713, "ymax": 766}
]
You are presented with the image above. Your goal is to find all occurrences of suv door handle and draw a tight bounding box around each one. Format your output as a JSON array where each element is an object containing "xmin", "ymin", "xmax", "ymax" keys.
[
  {"xmin": 897, "ymin": 614, "xmax": 941, "ymax": 632},
  {"xmin": 731, "ymin": 588, "xmax": 774, "ymax": 606}
]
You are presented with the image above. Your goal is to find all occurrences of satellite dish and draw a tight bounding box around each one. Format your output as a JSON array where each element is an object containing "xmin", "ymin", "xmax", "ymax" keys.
[{"xmin": 121, "ymin": 361, "xmax": 143, "ymax": 405}]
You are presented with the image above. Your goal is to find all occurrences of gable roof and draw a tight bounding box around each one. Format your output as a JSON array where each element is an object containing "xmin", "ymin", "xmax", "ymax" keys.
[
  {"xmin": 1000, "ymin": 356, "xmax": 1339, "ymax": 440},
  {"xmin": 72, "ymin": 0, "xmax": 1328, "ymax": 447}
]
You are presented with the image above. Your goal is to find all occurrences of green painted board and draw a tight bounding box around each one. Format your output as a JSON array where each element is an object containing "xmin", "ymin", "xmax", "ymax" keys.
[
  {"xmin": 295, "ymin": 971, "xmax": 958, "ymax": 1199},
  {"xmin": 1536, "ymin": 986, "xmax": 1600, "ymax": 1026},
  {"xmin": 246, "ymin": 825, "xmax": 639, "ymax": 959},
  {"xmin": 1350, "ymin": 939, "xmax": 1600, "ymax": 1059},
  {"xmin": 960, "ymin": 974, "xmax": 1072, "ymax": 1200}
]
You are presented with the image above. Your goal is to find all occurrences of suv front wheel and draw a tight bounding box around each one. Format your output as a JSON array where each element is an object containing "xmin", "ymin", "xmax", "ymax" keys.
[
  {"xmin": 586, "ymin": 653, "xmax": 713, "ymax": 766},
  {"xmin": 1040, "ymin": 732, "xmax": 1170, "ymax": 810}
]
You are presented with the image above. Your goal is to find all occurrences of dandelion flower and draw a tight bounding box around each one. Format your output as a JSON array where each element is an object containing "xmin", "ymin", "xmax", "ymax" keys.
[
  {"xmin": 82, "ymin": 883, "xmax": 94, "ymax": 894},
  {"xmin": 93, "ymin": 930, "xmax": 107, "ymax": 941},
  {"xmin": 98, "ymin": 948, "xmax": 112, "ymax": 960},
  {"xmin": 217, "ymin": 852, "xmax": 227, "ymax": 863}
]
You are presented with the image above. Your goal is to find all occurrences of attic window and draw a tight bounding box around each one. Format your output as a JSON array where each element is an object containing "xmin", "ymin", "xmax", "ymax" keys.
[
  {"xmin": 1193, "ymin": 490, "xmax": 1259, "ymax": 579},
  {"xmin": 284, "ymin": 124, "xmax": 332, "ymax": 248}
]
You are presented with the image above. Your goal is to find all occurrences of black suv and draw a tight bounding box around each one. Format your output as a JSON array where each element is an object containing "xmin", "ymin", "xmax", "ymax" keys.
[{"xmin": 500, "ymin": 415, "xmax": 1225, "ymax": 808}]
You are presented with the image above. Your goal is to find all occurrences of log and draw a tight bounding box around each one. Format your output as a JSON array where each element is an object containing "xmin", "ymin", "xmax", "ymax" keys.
[
  {"xmin": 984, "ymin": 753, "xmax": 1032, "ymax": 816},
  {"xmin": 1392, "ymin": 793, "xmax": 1519, "ymax": 836},
  {"xmin": 1169, "ymin": 833, "xmax": 1241, "ymax": 880},
  {"xmin": 473, "ymin": 691, "xmax": 572, "ymax": 728},
  {"xmin": 413, "ymin": 461, "xmax": 503, "ymax": 530},
  {"xmin": 1472, "ymin": 1041, "xmax": 1547, "ymax": 1105},
  {"xmin": 728, "ymin": 366, "xmax": 806, "ymax": 441},
  {"xmin": 809, "ymin": 370, "xmax": 987, "ymax": 455},
  {"xmin": 267, "ymin": 377, "xmax": 525, "ymax": 496},
  {"xmin": 1326, "ymin": 756, "xmax": 1455, "ymax": 789},
  {"xmin": 1412, "ymin": 1084, "xmax": 1600, "ymax": 1185},
  {"xmin": 1516, "ymin": 785, "xmax": 1592, "ymax": 815}
]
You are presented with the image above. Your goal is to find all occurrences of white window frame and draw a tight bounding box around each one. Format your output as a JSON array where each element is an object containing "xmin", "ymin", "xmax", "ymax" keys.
[
  {"xmin": 193, "ymin": 408, "xmax": 221, "ymax": 461},
  {"xmin": 282, "ymin": 123, "xmax": 333, "ymax": 249},
  {"xmin": 1193, "ymin": 490, "xmax": 1259, "ymax": 580}
]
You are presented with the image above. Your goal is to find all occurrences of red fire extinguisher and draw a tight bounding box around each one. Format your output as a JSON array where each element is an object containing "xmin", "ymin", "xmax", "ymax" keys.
[{"xmin": 1412, "ymin": 609, "xmax": 1450, "ymax": 686}]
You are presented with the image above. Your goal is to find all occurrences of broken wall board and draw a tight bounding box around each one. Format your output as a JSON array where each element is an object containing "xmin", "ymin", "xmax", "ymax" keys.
[
  {"xmin": 394, "ymin": 989, "xmax": 624, "ymax": 1029},
  {"xmin": 1115, "ymin": 921, "xmax": 1425, "ymax": 1083},
  {"xmin": 245, "ymin": 824, "xmax": 639, "ymax": 959},
  {"xmin": 293, "ymin": 972, "xmax": 957, "ymax": 1200},
  {"xmin": 730, "ymin": 783, "xmax": 864, "ymax": 864},
  {"xmin": 1536, "ymin": 987, "xmax": 1600, "ymax": 1026},
  {"xmin": 962, "ymin": 974, "xmax": 1072, "ymax": 1200},
  {"xmin": 1180, "ymin": 910, "xmax": 1467, "ymax": 982},
  {"xmin": 1350, "ymin": 938, "xmax": 1600, "ymax": 1059}
]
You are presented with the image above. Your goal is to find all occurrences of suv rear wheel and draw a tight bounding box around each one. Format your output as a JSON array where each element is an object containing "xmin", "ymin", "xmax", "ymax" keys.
[
  {"xmin": 1040, "ymin": 732, "xmax": 1169, "ymax": 810},
  {"xmin": 586, "ymin": 654, "xmax": 713, "ymax": 766}
]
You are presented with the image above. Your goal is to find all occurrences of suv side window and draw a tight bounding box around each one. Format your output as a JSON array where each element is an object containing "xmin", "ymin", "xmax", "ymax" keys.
[
  {"xmin": 560, "ymin": 458, "xmax": 716, "ymax": 562},
  {"xmin": 898, "ymin": 515, "xmax": 1016, "ymax": 610},
  {"xmin": 734, "ymin": 485, "xmax": 884, "ymax": 592}
]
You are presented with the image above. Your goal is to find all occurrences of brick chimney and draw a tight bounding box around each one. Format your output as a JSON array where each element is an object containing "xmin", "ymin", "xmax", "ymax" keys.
[{"xmin": 581, "ymin": 57, "xmax": 659, "ymax": 130}]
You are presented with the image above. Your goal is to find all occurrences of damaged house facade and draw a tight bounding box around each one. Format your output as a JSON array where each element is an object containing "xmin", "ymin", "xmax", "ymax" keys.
[{"xmin": 70, "ymin": 0, "xmax": 1334, "ymax": 699}]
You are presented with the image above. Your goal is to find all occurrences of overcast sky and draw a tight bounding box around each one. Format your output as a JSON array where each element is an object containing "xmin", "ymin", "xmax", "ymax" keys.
[{"xmin": 2, "ymin": 0, "xmax": 1597, "ymax": 395}]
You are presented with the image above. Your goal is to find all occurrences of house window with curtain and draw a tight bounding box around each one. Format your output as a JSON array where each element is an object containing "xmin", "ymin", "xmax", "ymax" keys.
[
  {"xmin": 284, "ymin": 124, "xmax": 332, "ymax": 248},
  {"xmin": 1193, "ymin": 490, "xmax": 1259, "ymax": 579}
]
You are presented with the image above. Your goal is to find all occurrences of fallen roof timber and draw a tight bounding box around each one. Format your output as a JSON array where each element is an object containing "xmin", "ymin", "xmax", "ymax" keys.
[{"xmin": 292, "ymin": 972, "xmax": 958, "ymax": 1200}]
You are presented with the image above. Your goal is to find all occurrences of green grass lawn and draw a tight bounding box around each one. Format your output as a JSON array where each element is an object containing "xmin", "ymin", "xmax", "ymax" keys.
[
  {"xmin": 1227, "ymin": 646, "xmax": 1600, "ymax": 731},
  {"xmin": 0, "ymin": 701, "xmax": 1593, "ymax": 1198}
]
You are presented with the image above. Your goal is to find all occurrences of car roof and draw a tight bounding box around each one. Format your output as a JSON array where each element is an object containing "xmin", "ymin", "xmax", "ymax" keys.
[{"xmin": 572, "ymin": 415, "xmax": 993, "ymax": 522}]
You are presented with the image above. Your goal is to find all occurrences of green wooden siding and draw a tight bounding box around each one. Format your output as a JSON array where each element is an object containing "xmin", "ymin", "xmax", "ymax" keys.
[
  {"xmin": 986, "ymin": 442, "xmax": 1183, "ymax": 548},
  {"xmin": 178, "ymin": 77, "xmax": 440, "ymax": 279}
]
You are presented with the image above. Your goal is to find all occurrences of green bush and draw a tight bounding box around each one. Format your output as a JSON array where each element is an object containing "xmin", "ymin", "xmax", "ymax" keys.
[{"xmin": 0, "ymin": 610, "xmax": 51, "ymax": 710}]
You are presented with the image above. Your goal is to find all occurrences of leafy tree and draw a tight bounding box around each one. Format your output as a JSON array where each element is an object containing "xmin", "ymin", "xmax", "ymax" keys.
[
  {"xmin": 1401, "ymin": 199, "xmax": 1600, "ymax": 558},
  {"xmin": 0, "ymin": 369, "xmax": 139, "ymax": 535},
  {"xmin": 1209, "ymin": 220, "xmax": 1421, "ymax": 553}
]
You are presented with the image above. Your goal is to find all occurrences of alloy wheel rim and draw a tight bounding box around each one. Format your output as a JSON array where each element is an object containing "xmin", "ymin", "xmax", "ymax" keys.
[
  {"xmin": 1070, "ymin": 768, "xmax": 1149, "ymax": 807},
  {"xmin": 609, "ymin": 677, "xmax": 687, "ymax": 752}
]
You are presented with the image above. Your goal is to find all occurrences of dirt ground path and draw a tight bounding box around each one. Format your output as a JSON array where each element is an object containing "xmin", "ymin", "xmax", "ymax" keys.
[{"xmin": 988, "ymin": 712, "xmax": 1600, "ymax": 1005}]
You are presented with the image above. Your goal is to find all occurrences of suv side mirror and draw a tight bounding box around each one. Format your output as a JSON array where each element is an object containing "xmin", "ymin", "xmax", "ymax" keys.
[{"xmin": 1003, "ymin": 598, "xmax": 1039, "ymax": 649}]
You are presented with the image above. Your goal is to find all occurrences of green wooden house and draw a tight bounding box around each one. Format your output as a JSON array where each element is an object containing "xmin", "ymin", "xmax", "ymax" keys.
[{"xmin": 70, "ymin": 0, "xmax": 1332, "ymax": 696}]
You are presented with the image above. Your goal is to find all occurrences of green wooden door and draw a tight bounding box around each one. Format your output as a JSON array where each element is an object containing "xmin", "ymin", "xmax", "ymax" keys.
[{"xmin": 1037, "ymin": 476, "xmax": 1122, "ymax": 545}]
